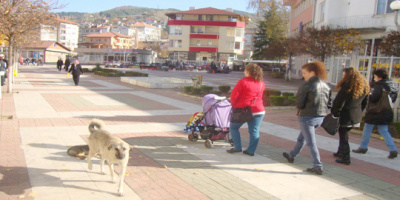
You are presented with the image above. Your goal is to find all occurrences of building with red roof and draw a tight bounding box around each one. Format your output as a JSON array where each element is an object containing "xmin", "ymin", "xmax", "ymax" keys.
[{"xmin": 165, "ymin": 7, "xmax": 248, "ymax": 65}]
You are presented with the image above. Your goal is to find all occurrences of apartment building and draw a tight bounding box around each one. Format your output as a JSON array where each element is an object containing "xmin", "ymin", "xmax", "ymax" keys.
[
  {"xmin": 165, "ymin": 7, "xmax": 248, "ymax": 63},
  {"xmin": 283, "ymin": 0, "xmax": 400, "ymax": 83},
  {"xmin": 78, "ymin": 25, "xmax": 111, "ymax": 43},
  {"xmin": 78, "ymin": 32, "xmax": 132, "ymax": 49},
  {"xmin": 40, "ymin": 18, "xmax": 79, "ymax": 51},
  {"xmin": 131, "ymin": 23, "xmax": 161, "ymax": 42}
]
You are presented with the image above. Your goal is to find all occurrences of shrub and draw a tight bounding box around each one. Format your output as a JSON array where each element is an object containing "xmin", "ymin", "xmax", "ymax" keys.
[
  {"xmin": 200, "ymin": 85, "xmax": 213, "ymax": 93},
  {"xmin": 191, "ymin": 87, "xmax": 201, "ymax": 94},
  {"xmin": 209, "ymin": 90, "xmax": 222, "ymax": 95},
  {"xmin": 124, "ymin": 71, "xmax": 148, "ymax": 77},
  {"xmin": 82, "ymin": 68, "xmax": 90, "ymax": 73},
  {"xmin": 269, "ymin": 96, "xmax": 286, "ymax": 106},
  {"xmin": 271, "ymin": 72, "xmax": 284, "ymax": 78},
  {"xmin": 264, "ymin": 89, "xmax": 281, "ymax": 97},
  {"xmin": 287, "ymin": 96, "xmax": 296, "ymax": 105},
  {"xmin": 282, "ymin": 92, "xmax": 294, "ymax": 97},
  {"xmin": 218, "ymin": 85, "xmax": 231, "ymax": 93},
  {"xmin": 184, "ymin": 86, "xmax": 193, "ymax": 94},
  {"xmin": 394, "ymin": 121, "xmax": 400, "ymax": 136}
]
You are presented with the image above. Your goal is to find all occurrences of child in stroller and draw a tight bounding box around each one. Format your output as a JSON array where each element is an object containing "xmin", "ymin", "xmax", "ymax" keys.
[{"xmin": 186, "ymin": 94, "xmax": 232, "ymax": 148}]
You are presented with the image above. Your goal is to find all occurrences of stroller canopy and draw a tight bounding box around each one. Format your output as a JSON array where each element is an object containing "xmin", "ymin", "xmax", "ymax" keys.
[{"xmin": 202, "ymin": 94, "xmax": 231, "ymax": 128}]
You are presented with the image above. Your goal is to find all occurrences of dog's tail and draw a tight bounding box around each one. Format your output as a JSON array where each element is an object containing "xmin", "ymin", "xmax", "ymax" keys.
[{"xmin": 88, "ymin": 119, "xmax": 105, "ymax": 133}]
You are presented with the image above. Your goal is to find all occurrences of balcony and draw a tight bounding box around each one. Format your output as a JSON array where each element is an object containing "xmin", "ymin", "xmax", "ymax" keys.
[
  {"xmin": 283, "ymin": 0, "xmax": 296, "ymax": 6},
  {"xmin": 168, "ymin": 20, "xmax": 245, "ymax": 28},
  {"xmin": 190, "ymin": 34, "xmax": 219, "ymax": 39},
  {"xmin": 189, "ymin": 46, "xmax": 218, "ymax": 52},
  {"xmin": 325, "ymin": 15, "xmax": 387, "ymax": 30}
]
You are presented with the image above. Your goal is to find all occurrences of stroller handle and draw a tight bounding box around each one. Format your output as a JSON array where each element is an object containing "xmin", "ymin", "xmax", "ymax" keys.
[{"xmin": 214, "ymin": 96, "xmax": 226, "ymax": 101}]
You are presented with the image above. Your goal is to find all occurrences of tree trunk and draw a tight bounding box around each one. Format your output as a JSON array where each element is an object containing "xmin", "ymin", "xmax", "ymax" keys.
[{"xmin": 7, "ymin": 42, "xmax": 13, "ymax": 93}]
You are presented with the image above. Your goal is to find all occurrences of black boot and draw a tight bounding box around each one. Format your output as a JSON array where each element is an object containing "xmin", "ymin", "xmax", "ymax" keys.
[
  {"xmin": 388, "ymin": 151, "xmax": 398, "ymax": 159},
  {"xmin": 335, "ymin": 158, "xmax": 351, "ymax": 165},
  {"xmin": 333, "ymin": 146, "xmax": 345, "ymax": 157}
]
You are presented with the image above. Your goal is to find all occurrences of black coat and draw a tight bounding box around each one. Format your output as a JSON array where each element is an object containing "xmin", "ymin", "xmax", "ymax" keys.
[
  {"xmin": 331, "ymin": 83, "xmax": 368, "ymax": 127},
  {"xmin": 57, "ymin": 59, "xmax": 63, "ymax": 66},
  {"xmin": 365, "ymin": 79, "xmax": 399, "ymax": 125},
  {"xmin": 296, "ymin": 76, "xmax": 332, "ymax": 117},
  {"xmin": 65, "ymin": 59, "xmax": 70, "ymax": 67},
  {"xmin": 68, "ymin": 64, "xmax": 83, "ymax": 76}
]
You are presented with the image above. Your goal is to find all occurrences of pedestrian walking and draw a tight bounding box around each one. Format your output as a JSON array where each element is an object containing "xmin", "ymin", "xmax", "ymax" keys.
[
  {"xmin": 353, "ymin": 68, "xmax": 399, "ymax": 159},
  {"xmin": 331, "ymin": 67, "xmax": 369, "ymax": 165},
  {"xmin": 64, "ymin": 57, "xmax": 71, "ymax": 72},
  {"xmin": 282, "ymin": 61, "xmax": 332, "ymax": 175},
  {"xmin": 68, "ymin": 60, "xmax": 84, "ymax": 86},
  {"xmin": 0, "ymin": 54, "xmax": 8, "ymax": 86},
  {"xmin": 57, "ymin": 57, "xmax": 63, "ymax": 71},
  {"xmin": 226, "ymin": 63, "xmax": 265, "ymax": 156}
]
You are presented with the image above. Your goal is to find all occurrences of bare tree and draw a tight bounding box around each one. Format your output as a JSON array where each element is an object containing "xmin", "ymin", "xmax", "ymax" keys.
[
  {"xmin": 379, "ymin": 31, "xmax": 400, "ymax": 57},
  {"xmin": 298, "ymin": 26, "xmax": 361, "ymax": 62},
  {"xmin": 0, "ymin": 0, "xmax": 61, "ymax": 92}
]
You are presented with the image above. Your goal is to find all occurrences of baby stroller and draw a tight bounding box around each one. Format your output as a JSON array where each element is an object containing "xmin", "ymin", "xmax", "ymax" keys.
[{"xmin": 187, "ymin": 94, "xmax": 232, "ymax": 148}]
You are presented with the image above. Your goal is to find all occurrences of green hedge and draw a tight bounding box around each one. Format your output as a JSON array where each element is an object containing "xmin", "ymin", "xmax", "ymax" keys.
[
  {"xmin": 282, "ymin": 92, "xmax": 294, "ymax": 97},
  {"xmin": 93, "ymin": 69, "xmax": 148, "ymax": 77},
  {"xmin": 271, "ymin": 72, "xmax": 285, "ymax": 78},
  {"xmin": 200, "ymin": 85, "xmax": 213, "ymax": 93},
  {"xmin": 269, "ymin": 96, "xmax": 286, "ymax": 106},
  {"xmin": 184, "ymin": 86, "xmax": 193, "ymax": 94},
  {"xmin": 264, "ymin": 89, "xmax": 281, "ymax": 97},
  {"xmin": 218, "ymin": 85, "xmax": 231, "ymax": 93},
  {"xmin": 288, "ymin": 96, "xmax": 296, "ymax": 105},
  {"xmin": 191, "ymin": 87, "xmax": 201, "ymax": 94},
  {"xmin": 209, "ymin": 90, "xmax": 222, "ymax": 95}
]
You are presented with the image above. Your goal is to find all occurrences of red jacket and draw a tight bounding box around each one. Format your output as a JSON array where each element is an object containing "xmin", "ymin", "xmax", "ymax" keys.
[{"xmin": 230, "ymin": 77, "xmax": 265, "ymax": 113}]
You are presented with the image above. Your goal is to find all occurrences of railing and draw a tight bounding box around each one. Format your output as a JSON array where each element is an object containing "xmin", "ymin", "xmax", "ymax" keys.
[{"xmin": 327, "ymin": 15, "xmax": 386, "ymax": 29}]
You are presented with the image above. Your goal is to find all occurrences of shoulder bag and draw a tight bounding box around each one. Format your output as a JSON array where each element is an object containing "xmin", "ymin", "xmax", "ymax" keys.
[
  {"xmin": 230, "ymin": 83, "xmax": 262, "ymax": 123},
  {"xmin": 321, "ymin": 113, "xmax": 339, "ymax": 136},
  {"xmin": 366, "ymin": 90, "xmax": 393, "ymax": 114}
]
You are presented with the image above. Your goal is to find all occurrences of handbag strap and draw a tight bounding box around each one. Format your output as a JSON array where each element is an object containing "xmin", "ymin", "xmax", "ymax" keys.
[{"xmin": 252, "ymin": 82, "xmax": 262, "ymax": 105}]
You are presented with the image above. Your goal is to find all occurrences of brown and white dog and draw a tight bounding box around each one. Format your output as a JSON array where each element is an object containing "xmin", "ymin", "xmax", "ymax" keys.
[{"xmin": 87, "ymin": 119, "xmax": 132, "ymax": 196}]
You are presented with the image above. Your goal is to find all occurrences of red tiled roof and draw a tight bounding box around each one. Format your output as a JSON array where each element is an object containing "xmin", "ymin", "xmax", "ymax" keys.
[
  {"xmin": 84, "ymin": 32, "xmax": 131, "ymax": 38},
  {"xmin": 166, "ymin": 7, "xmax": 240, "ymax": 16},
  {"xmin": 24, "ymin": 41, "xmax": 71, "ymax": 51},
  {"xmin": 56, "ymin": 18, "xmax": 80, "ymax": 26}
]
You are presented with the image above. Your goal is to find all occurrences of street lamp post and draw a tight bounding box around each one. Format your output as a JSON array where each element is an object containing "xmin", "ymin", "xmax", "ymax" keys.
[{"xmin": 390, "ymin": 0, "xmax": 400, "ymax": 31}]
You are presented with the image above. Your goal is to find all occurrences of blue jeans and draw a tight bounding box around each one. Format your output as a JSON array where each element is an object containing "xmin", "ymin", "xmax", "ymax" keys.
[
  {"xmin": 230, "ymin": 114, "xmax": 265, "ymax": 154},
  {"xmin": 360, "ymin": 123, "xmax": 398, "ymax": 152},
  {"xmin": 289, "ymin": 116, "xmax": 323, "ymax": 169}
]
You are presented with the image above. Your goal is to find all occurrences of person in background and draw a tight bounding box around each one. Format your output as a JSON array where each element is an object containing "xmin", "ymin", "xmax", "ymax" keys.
[
  {"xmin": 331, "ymin": 67, "xmax": 369, "ymax": 165},
  {"xmin": 282, "ymin": 61, "xmax": 332, "ymax": 175},
  {"xmin": 0, "ymin": 54, "xmax": 8, "ymax": 86},
  {"xmin": 227, "ymin": 63, "xmax": 265, "ymax": 156},
  {"xmin": 68, "ymin": 60, "xmax": 84, "ymax": 86},
  {"xmin": 57, "ymin": 57, "xmax": 63, "ymax": 71},
  {"xmin": 64, "ymin": 57, "xmax": 71, "ymax": 72},
  {"xmin": 353, "ymin": 68, "xmax": 399, "ymax": 159}
]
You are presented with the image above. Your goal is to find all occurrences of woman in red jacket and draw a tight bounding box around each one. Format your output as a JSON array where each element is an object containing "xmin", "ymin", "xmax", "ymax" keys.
[{"xmin": 227, "ymin": 63, "xmax": 265, "ymax": 156}]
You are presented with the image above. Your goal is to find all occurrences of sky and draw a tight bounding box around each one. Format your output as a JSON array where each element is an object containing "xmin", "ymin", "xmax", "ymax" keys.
[{"xmin": 55, "ymin": 0, "xmax": 255, "ymax": 13}]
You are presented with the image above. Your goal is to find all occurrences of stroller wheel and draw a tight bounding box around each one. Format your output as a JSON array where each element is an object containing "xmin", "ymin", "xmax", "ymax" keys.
[
  {"xmin": 188, "ymin": 134, "xmax": 198, "ymax": 142},
  {"xmin": 205, "ymin": 139, "xmax": 212, "ymax": 148}
]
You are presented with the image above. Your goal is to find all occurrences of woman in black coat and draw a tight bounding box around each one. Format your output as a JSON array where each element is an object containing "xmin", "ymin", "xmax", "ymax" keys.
[
  {"xmin": 64, "ymin": 58, "xmax": 71, "ymax": 72},
  {"xmin": 353, "ymin": 68, "xmax": 399, "ymax": 159},
  {"xmin": 331, "ymin": 67, "xmax": 369, "ymax": 165},
  {"xmin": 68, "ymin": 60, "xmax": 83, "ymax": 86}
]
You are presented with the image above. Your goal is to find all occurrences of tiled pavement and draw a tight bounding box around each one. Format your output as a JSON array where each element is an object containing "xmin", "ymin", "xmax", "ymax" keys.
[{"xmin": 0, "ymin": 64, "xmax": 399, "ymax": 200}]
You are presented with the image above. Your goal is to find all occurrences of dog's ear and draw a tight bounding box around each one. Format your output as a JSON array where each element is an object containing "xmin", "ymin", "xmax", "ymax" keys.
[
  {"xmin": 108, "ymin": 145, "xmax": 112, "ymax": 150},
  {"xmin": 129, "ymin": 146, "xmax": 134, "ymax": 151}
]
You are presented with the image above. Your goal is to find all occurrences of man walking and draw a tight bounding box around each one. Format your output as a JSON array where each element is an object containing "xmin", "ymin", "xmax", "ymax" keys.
[{"xmin": 0, "ymin": 54, "xmax": 8, "ymax": 86}]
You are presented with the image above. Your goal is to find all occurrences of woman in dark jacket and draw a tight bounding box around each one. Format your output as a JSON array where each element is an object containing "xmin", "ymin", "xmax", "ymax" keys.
[
  {"xmin": 282, "ymin": 61, "xmax": 332, "ymax": 175},
  {"xmin": 331, "ymin": 67, "xmax": 369, "ymax": 165},
  {"xmin": 64, "ymin": 58, "xmax": 71, "ymax": 72},
  {"xmin": 353, "ymin": 68, "xmax": 398, "ymax": 159},
  {"xmin": 68, "ymin": 60, "xmax": 84, "ymax": 86}
]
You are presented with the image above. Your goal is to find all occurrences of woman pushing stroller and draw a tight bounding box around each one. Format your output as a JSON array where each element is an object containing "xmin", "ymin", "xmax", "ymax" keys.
[{"xmin": 227, "ymin": 63, "xmax": 265, "ymax": 156}]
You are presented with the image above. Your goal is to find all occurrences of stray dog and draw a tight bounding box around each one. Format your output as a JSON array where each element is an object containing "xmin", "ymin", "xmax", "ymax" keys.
[
  {"xmin": 87, "ymin": 119, "xmax": 132, "ymax": 196},
  {"xmin": 67, "ymin": 145, "xmax": 89, "ymax": 160}
]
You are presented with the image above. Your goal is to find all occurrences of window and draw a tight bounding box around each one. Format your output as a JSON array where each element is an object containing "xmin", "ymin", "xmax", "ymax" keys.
[
  {"xmin": 208, "ymin": 40, "xmax": 212, "ymax": 46},
  {"xmin": 227, "ymin": 28, "xmax": 234, "ymax": 37},
  {"xmin": 198, "ymin": 15, "xmax": 202, "ymax": 21},
  {"xmin": 320, "ymin": 2, "xmax": 325, "ymax": 21},
  {"xmin": 170, "ymin": 26, "xmax": 182, "ymax": 35},
  {"xmin": 197, "ymin": 40, "xmax": 201, "ymax": 46},
  {"xmin": 377, "ymin": 0, "xmax": 396, "ymax": 14},
  {"xmin": 235, "ymin": 28, "xmax": 243, "ymax": 37},
  {"xmin": 225, "ymin": 41, "xmax": 234, "ymax": 49},
  {"xmin": 169, "ymin": 40, "xmax": 182, "ymax": 48},
  {"xmin": 176, "ymin": 14, "xmax": 182, "ymax": 20},
  {"xmin": 234, "ymin": 42, "xmax": 241, "ymax": 50}
]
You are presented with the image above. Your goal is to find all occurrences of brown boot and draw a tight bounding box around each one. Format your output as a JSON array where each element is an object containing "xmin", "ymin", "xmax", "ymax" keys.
[{"xmin": 388, "ymin": 151, "xmax": 398, "ymax": 159}]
